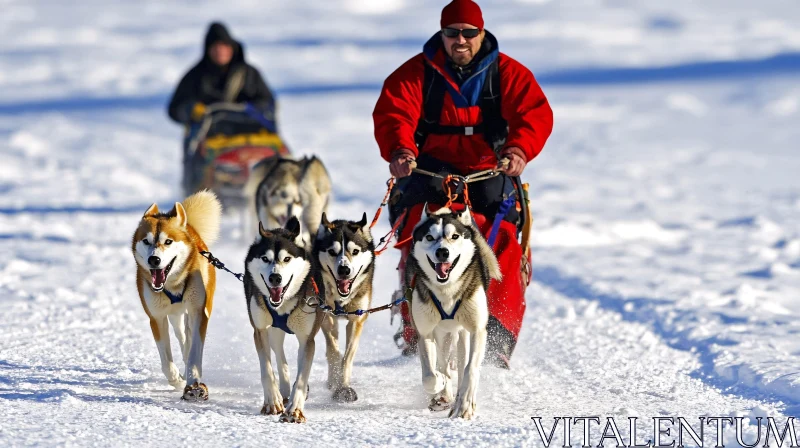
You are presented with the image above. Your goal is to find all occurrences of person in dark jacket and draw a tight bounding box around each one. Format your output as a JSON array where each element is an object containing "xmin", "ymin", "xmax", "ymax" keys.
[{"xmin": 167, "ymin": 22, "xmax": 277, "ymax": 132}]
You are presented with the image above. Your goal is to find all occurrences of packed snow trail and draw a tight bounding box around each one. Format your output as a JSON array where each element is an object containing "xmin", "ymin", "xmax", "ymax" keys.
[
  {"xmin": 0, "ymin": 218, "xmax": 783, "ymax": 446},
  {"xmin": 3, "ymin": 0, "xmax": 800, "ymax": 444},
  {"xmin": 2, "ymin": 85, "xmax": 798, "ymax": 445}
]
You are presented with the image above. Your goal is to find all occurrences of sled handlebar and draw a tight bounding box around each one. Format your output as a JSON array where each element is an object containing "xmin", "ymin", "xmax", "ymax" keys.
[{"xmin": 408, "ymin": 158, "xmax": 510, "ymax": 182}]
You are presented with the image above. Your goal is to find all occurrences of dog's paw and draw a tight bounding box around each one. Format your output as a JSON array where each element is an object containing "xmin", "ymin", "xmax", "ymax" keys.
[
  {"xmin": 428, "ymin": 396, "xmax": 451, "ymax": 412},
  {"xmin": 332, "ymin": 386, "xmax": 358, "ymax": 403},
  {"xmin": 181, "ymin": 381, "xmax": 209, "ymax": 402},
  {"xmin": 260, "ymin": 402, "xmax": 285, "ymax": 416},
  {"xmin": 168, "ymin": 375, "xmax": 186, "ymax": 390},
  {"xmin": 326, "ymin": 370, "xmax": 341, "ymax": 391},
  {"xmin": 261, "ymin": 389, "xmax": 285, "ymax": 416},
  {"xmin": 165, "ymin": 363, "xmax": 184, "ymax": 389},
  {"xmin": 279, "ymin": 408, "xmax": 306, "ymax": 423},
  {"xmin": 422, "ymin": 372, "xmax": 447, "ymax": 395},
  {"xmin": 448, "ymin": 394, "xmax": 477, "ymax": 420}
]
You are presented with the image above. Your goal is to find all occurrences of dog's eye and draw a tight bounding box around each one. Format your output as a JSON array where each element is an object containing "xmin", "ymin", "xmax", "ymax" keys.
[
  {"xmin": 451, "ymin": 234, "xmax": 460, "ymax": 240},
  {"xmin": 283, "ymin": 257, "xmax": 291, "ymax": 263},
  {"xmin": 165, "ymin": 239, "xmax": 173, "ymax": 245},
  {"xmin": 261, "ymin": 256, "xmax": 269, "ymax": 263},
  {"xmin": 425, "ymin": 235, "xmax": 435, "ymax": 242},
  {"xmin": 328, "ymin": 249, "xmax": 337, "ymax": 257},
  {"xmin": 143, "ymin": 239, "xmax": 151, "ymax": 246},
  {"xmin": 352, "ymin": 249, "xmax": 359, "ymax": 256}
]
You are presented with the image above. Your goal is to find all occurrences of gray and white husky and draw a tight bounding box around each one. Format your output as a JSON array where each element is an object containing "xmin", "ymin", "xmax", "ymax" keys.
[
  {"xmin": 314, "ymin": 212, "xmax": 375, "ymax": 402},
  {"xmin": 244, "ymin": 217, "xmax": 323, "ymax": 423},
  {"xmin": 405, "ymin": 206, "xmax": 501, "ymax": 419},
  {"xmin": 251, "ymin": 156, "xmax": 331, "ymax": 245}
]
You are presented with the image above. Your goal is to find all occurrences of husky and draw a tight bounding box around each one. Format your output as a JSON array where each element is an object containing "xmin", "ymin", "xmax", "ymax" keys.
[
  {"xmin": 314, "ymin": 212, "xmax": 375, "ymax": 402},
  {"xmin": 244, "ymin": 217, "xmax": 323, "ymax": 423},
  {"xmin": 252, "ymin": 156, "xmax": 331, "ymax": 245},
  {"xmin": 405, "ymin": 206, "xmax": 502, "ymax": 419},
  {"xmin": 131, "ymin": 190, "xmax": 222, "ymax": 401}
]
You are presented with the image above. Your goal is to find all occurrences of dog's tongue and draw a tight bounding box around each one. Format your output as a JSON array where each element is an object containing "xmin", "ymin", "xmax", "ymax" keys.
[
  {"xmin": 337, "ymin": 279, "xmax": 352, "ymax": 294},
  {"xmin": 268, "ymin": 287, "xmax": 283, "ymax": 304},
  {"xmin": 435, "ymin": 263, "xmax": 451, "ymax": 278},
  {"xmin": 151, "ymin": 269, "xmax": 166, "ymax": 288}
]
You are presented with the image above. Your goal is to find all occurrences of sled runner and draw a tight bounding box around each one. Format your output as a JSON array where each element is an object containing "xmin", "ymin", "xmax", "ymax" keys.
[{"xmin": 182, "ymin": 103, "xmax": 290, "ymax": 210}]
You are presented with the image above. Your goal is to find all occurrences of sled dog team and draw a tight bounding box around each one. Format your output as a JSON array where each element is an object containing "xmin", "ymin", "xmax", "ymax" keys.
[{"xmin": 132, "ymin": 161, "xmax": 500, "ymax": 422}]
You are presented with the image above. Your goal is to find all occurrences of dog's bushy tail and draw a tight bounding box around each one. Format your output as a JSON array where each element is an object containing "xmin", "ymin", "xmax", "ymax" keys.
[
  {"xmin": 476, "ymin": 233, "xmax": 503, "ymax": 282},
  {"xmin": 183, "ymin": 190, "xmax": 222, "ymax": 246}
]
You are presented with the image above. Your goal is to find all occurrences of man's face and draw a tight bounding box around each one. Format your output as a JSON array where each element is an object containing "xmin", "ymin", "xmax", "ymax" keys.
[
  {"xmin": 208, "ymin": 42, "xmax": 234, "ymax": 66},
  {"xmin": 442, "ymin": 23, "xmax": 484, "ymax": 66}
]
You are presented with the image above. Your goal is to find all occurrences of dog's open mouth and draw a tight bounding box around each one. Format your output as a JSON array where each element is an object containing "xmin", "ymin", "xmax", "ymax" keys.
[
  {"xmin": 150, "ymin": 257, "xmax": 176, "ymax": 292},
  {"xmin": 261, "ymin": 274, "xmax": 293, "ymax": 307},
  {"xmin": 327, "ymin": 265, "xmax": 363, "ymax": 298},
  {"xmin": 428, "ymin": 255, "xmax": 460, "ymax": 283}
]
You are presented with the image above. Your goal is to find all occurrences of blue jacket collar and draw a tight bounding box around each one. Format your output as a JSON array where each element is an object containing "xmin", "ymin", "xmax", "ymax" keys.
[{"xmin": 422, "ymin": 30, "xmax": 500, "ymax": 108}]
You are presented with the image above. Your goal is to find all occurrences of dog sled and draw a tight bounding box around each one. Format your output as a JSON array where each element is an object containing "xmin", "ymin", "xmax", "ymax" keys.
[{"xmin": 182, "ymin": 102, "xmax": 290, "ymax": 210}]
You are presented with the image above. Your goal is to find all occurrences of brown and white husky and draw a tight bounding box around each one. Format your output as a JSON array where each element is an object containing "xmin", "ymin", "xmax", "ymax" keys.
[{"xmin": 131, "ymin": 190, "xmax": 222, "ymax": 401}]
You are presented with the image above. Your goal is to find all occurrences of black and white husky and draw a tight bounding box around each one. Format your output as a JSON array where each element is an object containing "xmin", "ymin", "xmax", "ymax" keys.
[
  {"xmin": 405, "ymin": 206, "xmax": 501, "ymax": 419},
  {"xmin": 244, "ymin": 217, "xmax": 323, "ymax": 423},
  {"xmin": 314, "ymin": 212, "xmax": 375, "ymax": 402}
]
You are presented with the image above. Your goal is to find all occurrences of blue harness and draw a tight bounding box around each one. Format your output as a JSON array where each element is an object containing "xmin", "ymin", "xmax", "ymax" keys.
[
  {"xmin": 334, "ymin": 301, "xmax": 346, "ymax": 315},
  {"xmin": 264, "ymin": 296, "xmax": 295, "ymax": 334},
  {"xmin": 430, "ymin": 293, "xmax": 462, "ymax": 320},
  {"xmin": 164, "ymin": 289, "xmax": 183, "ymax": 305}
]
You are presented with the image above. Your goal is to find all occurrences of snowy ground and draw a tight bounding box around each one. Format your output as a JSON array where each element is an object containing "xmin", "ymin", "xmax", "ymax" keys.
[{"xmin": 1, "ymin": 1, "xmax": 799, "ymax": 446}]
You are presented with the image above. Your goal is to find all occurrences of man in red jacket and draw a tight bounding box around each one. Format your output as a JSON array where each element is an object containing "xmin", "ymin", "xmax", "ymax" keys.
[{"xmin": 373, "ymin": 0, "xmax": 553, "ymax": 367}]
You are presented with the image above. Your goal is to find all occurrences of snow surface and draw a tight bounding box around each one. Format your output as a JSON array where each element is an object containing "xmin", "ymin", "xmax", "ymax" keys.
[{"xmin": 1, "ymin": 0, "xmax": 799, "ymax": 446}]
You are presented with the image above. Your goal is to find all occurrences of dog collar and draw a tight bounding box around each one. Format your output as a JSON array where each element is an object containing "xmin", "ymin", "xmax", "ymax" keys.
[
  {"xmin": 164, "ymin": 289, "xmax": 183, "ymax": 305},
  {"xmin": 151, "ymin": 284, "xmax": 184, "ymax": 305}
]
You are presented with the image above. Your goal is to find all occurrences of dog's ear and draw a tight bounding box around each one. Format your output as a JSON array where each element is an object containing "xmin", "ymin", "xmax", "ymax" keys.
[
  {"xmin": 174, "ymin": 202, "xmax": 187, "ymax": 228},
  {"xmin": 144, "ymin": 203, "xmax": 159, "ymax": 217},
  {"xmin": 358, "ymin": 212, "xmax": 372, "ymax": 240},
  {"xmin": 346, "ymin": 212, "xmax": 372, "ymax": 242},
  {"xmin": 259, "ymin": 221, "xmax": 273, "ymax": 239},
  {"xmin": 285, "ymin": 216, "xmax": 301, "ymax": 240},
  {"xmin": 317, "ymin": 212, "xmax": 333, "ymax": 240},
  {"xmin": 321, "ymin": 212, "xmax": 333, "ymax": 228},
  {"xmin": 348, "ymin": 212, "xmax": 369, "ymax": 233},
  {"xmin": 418, "ymin": 202, "xmax": 433, "ymax": 225},
  {"xmin": 456, "ymin": 207, "xmax": 472, "ymax": 227}
]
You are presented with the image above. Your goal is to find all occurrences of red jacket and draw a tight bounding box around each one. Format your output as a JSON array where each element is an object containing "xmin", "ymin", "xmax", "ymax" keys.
[{"xmin": 373, "ymin": 31, "xmax": 553, "ymax": 174}]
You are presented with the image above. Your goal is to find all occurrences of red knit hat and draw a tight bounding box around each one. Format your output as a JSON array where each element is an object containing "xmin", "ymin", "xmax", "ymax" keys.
[{"xmin": 440, "ymin": 0, "xmax": 484, "ymax": 30}]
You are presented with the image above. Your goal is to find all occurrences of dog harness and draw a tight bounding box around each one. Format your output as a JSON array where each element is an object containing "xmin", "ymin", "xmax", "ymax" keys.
[
  {"xmin": 164, "ymin": 289, "xmax": 183, "ymax": 305},
  {"xmin": 430, "ymin": 292, "xmax": 462, "ymax": 321},
  {"xmin": 264, "ymin": 297, "xmax": 294, "ymax": 334},
  {"xmin": 334, "ymin": 301, "xmax": 346, "ymax": 315}
]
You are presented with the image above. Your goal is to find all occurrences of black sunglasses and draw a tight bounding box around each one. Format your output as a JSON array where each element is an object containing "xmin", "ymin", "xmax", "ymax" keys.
[{"xmin": 442, "ymin": 28, "xmax": 481, "ymax": 39}]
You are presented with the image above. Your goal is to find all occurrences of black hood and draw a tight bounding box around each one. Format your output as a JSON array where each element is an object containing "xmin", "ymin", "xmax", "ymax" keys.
[{"xmin": 203, "ymin": 22, "xmax": 245, "ymax": 66}]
